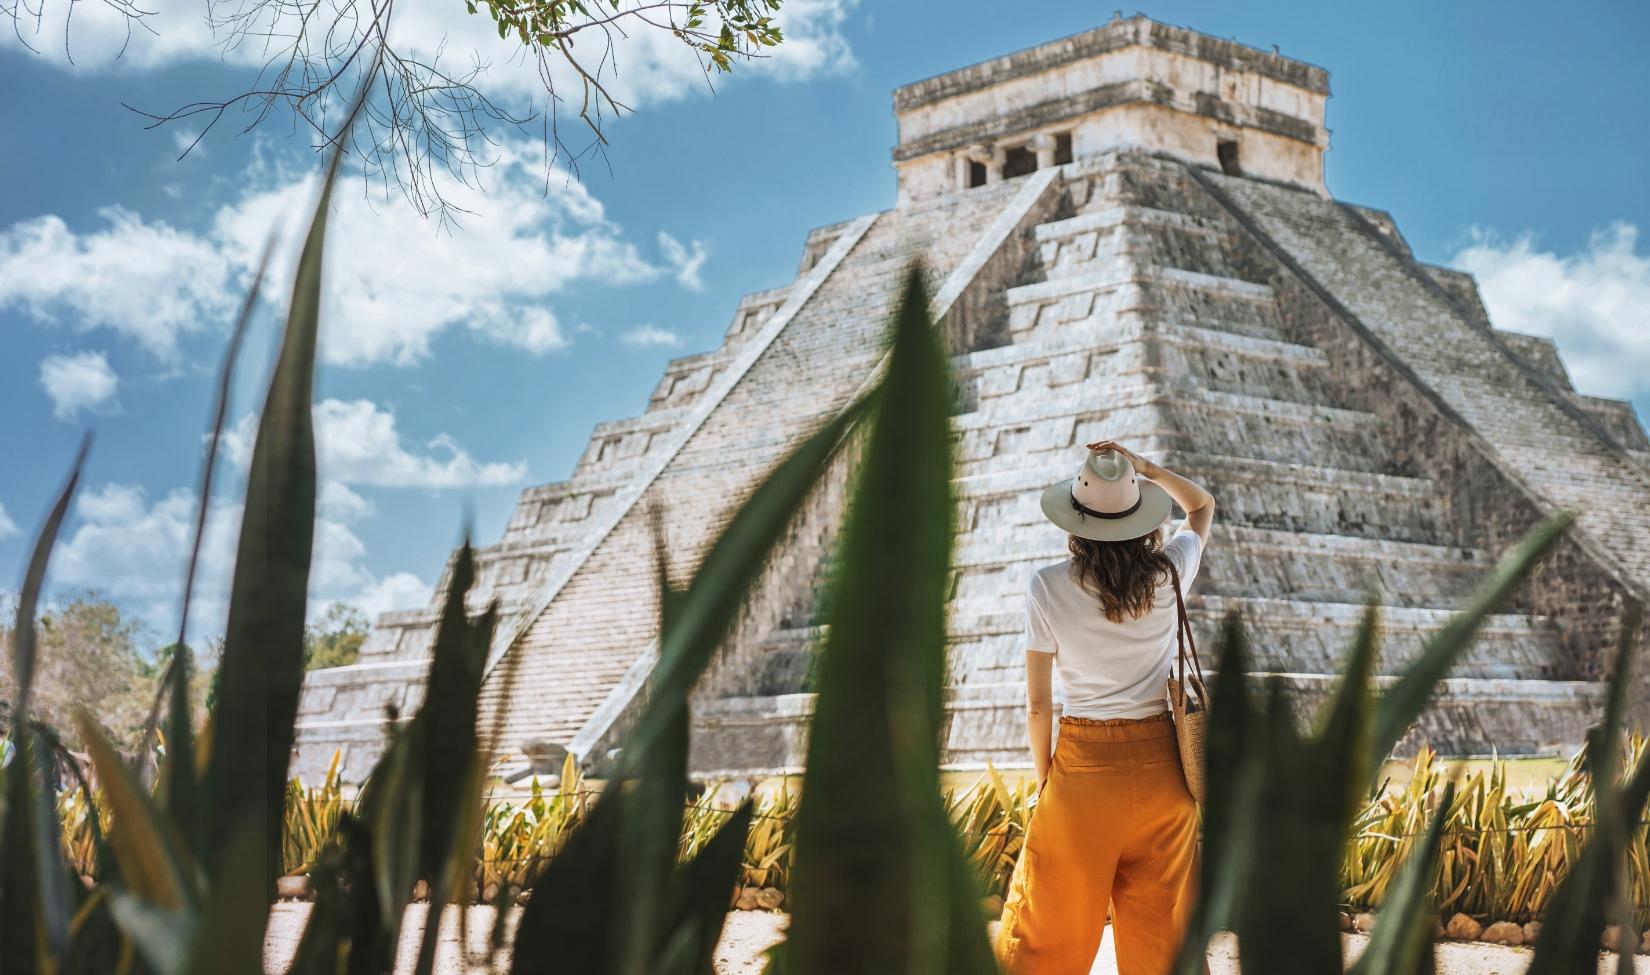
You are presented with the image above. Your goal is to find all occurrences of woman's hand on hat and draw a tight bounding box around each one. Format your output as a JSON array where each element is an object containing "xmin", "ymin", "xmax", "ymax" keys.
[{"xmin": 1086, "ymin": 440, "xmax": 1161, "ymax": 479}]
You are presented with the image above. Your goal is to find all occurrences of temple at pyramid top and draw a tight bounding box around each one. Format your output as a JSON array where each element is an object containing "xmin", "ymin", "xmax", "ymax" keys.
[{"xmin": 890, "ymin": 16, "xmax": 1330, "ymax": 203}]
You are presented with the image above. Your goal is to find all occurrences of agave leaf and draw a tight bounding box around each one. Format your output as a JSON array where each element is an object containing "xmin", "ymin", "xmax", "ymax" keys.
[
  {"xmin": 1235, "ymin": 680, "xmax": 1342, "ymax": 975},
  {"xmin": 657, "ymin": 802, "xmax": 755, "ymax": 975},
  {"xmin": 1174, "ymin": 612, "xmax": 1260, "ymax": 975},
  {"xmin": 182, "ymin": 820, "xmax": 266, "ymax": 975},
  {"xmin": 163, "ymin": 647, "xmax": 198, "ymax": 858},
  {"xmin": 411, "ymin": 750, "xmax": 491, "ymax": 975},
  {"xmin": 616, "ymin": 513, "xmax": 694, "ymax": 975},
  {"xmin": 370, "ymin": 721, "xmax": 425, "ymax": 932},
  {"xmin": 9, "ymin": 434, "xmax": 90, "ymax": 720},
  {"xmin": 1349, "ymin": 780, "xmax": 1454, "ymax": 975},
  {"xmin": 284, "ymin": 813, "xmax": 375, "ymax": 975},
  {"xmin": 1, "ymin": 732, "xmax": 59, "ymax": 973},
  {"xmin": 787, "ymin": 266, "xmax": 993, "ymax": 975},
  {"xmin": 148, "ymin": 239, "xmax": 270, "ymax": 849},
  {"xmin": 202, "ymin": 148, "xmax": 341, "ymax": 892},
  {"xmin": 510, "ymin": 780, "xmax": 624, "ymax": 973},
  {"xmin": 1314, "ymin": 603, "xmax": 1380, "ymax": 816},
  {"xmin": 0, "ymin": 405, "xmax": 87, "ymax": 975},
  {"xmin": 106, "ymin": 892, "xmax": 195, "ymax": 975},
  {"xmin": 1371, "ymin": 512, "xmax": 1573, "ymax": 764},
  {"xmin": 417, "ymin": 540, "xmax": 487, "ymax": 879},
  {"xmin": 75, "ymin": 711, "xmax": 196, "ymax": 912},
  {"xmin": 1528, "ymin": 607, "xmax": 1641, "ymax": 974}
]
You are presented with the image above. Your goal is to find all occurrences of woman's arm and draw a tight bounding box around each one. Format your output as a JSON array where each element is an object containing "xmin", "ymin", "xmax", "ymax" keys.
[
  {"xmin": 1025, "ymin": 650, "xmax": 1055, "ymax": 786},
  {"xmin": 1086, "ymin": 440, "xmax": 1216, "ymax": 544}
]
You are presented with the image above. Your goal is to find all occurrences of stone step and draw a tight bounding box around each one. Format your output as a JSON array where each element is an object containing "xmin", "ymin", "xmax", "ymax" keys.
[
  {"xmin": 947, "ymin": 527, "xmax": 1497, "ymax": 618},
  {"xmin": 948, "ymin": 595, "xmax": 1563, "ymax": 685},
  {"xmin": 955, "ymin": 322, "xmax": 1333, "ymax": 412},
  {"xmin": 1006, "ymin": 265, "xmax": 1275, "ymax": 309},
  {"xmin": 939, "ymin": 675, "xmax": 1608, "ymax": 768},
  {"xmin": 953, "ymin": 383, "xmax": 1387, "ymax": 480},
  {"xmin": 1004, "ymin": 270, "xmax": 1291, "ymax": 346},
  {"xmin": 645, "ymin": 351, "xmax": 731, "ymax": 412},
  {"xmin": 1032, "ymin": 204, "xmax": 1225, "ymax": 244},
  {"xmin": 690, "ymin": 674, "xmax": 1608, "ymax": 775},
  {"xmin": 1164, "ymin": 451, "xmax": 1454, "ymax": 544}
]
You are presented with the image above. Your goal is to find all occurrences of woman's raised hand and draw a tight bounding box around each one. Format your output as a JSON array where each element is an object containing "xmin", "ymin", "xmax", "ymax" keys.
[{"xmin": 1084, "ymin": 440, "xmax": 1162, "ymax": 479}]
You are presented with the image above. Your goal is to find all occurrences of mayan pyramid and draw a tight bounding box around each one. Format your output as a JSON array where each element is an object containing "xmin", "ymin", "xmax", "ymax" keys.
[{"xmin": 293, "ymin": 16, "xmax": 1650, "ymax": 783}]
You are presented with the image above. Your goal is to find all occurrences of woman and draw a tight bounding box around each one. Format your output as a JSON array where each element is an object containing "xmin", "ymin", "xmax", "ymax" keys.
[{"xmin": 995, "ymin": 440, "xmax": 1215, "ymax": 975}]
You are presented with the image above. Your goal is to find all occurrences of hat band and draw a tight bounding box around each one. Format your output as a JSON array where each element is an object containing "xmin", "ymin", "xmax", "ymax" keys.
[{"xmin": 1070, "ymin": 491, "xmax": 1143, "ymax": 521}]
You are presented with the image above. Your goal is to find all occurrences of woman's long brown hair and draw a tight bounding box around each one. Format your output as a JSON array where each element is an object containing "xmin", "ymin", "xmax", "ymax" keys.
[{"xmin": 1067, "ymin": 530, "xmax": 1172, "ymax": 623}]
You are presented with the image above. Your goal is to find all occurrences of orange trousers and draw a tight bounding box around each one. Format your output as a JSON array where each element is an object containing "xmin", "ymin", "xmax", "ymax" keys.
[{"xmin": 995, "ymin": 713, "xmax": 1199, "ymax": 975}]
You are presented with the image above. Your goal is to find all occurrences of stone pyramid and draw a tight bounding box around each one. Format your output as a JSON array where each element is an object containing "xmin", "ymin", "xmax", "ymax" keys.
[{"xmin": 294, "ymin": 16, "xmax": 1650, "ymax": 783}]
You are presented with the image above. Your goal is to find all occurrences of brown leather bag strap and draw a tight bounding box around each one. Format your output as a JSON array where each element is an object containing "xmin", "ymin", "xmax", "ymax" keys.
[{"xmin": 1166, "ymin": 560, "xmax": 1205, "ymax": 690}]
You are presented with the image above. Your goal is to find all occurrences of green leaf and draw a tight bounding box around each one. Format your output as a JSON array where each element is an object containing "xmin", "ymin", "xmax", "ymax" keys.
[
  {"xmin": 786, "ymin": 265, "xmax": 994, "ymax": 975},
  {"xmin": 75, "ymin": 710, "xmax": 197, "ymax": 912},
  {"xmin": 1, "ymin": 441, "xmax": 88, "ymax": 972},
  {"xmin": 658, "ymin": 802, "xmax": 755, "ymax": 975},
  {"xmin": 1, "ymin": 732, "xmax": 63, "ymax": 972},
  {"xmin": 1174, "ymin": 612, "xmax": 1260, "ymax": 975},
  {"xmin": 615, "ymin": 516, "xmax": 693, "ymax": 975},
  {"xmin": 369, "ymin": 723, "xmax": 425, "ymax": 931},
  {"xmin": 1232, "ymin": 680, "xmax": 1342, "ymax": 975},
  {"xmin": 1370, "ymin": 512, "xmax": 1573, "ymax": 764},
  {"xmin": 1314, "ymin": 603, "xmax": 1379, "ymax": 817},
  {"xmin": 1528, "ymin": 605, "xmax": 1643, "ymax": 974},
  {"xmin": 416, "ymin": 540, "xmax": 488, "ymax": 879},
  {"xmin": 202, "ymin": 142, "xmax": 341, "ymax": 895},
  {"xmin": 183, "ymin": 821, "xmax": 266, "ymax": 975},
  {"xmin": 1349, "ymin": 781, "xmax": 1452, "ymax": 975},
  {"xmin": 163, "ymin": 241, "xmax": 269, "ymax": 859},
  {"xmin": 8, "ymin": 434, "xmax": 89, "ymax": 720},
  {"xmin": 107, "ymin": 892, "xmax": 195, "ymax": 975},
  {"xmin": 510, "ymin": 782, "xmax": 624, "ymax": 973}
]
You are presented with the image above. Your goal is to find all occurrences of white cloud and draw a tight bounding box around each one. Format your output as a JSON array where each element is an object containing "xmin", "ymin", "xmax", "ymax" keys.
[
  {"xmin": 2, "ymin": 0, "xmax": 858, "ymax": 109},
  {"xmin": 215, "ymin": 147, "xmax": 670, "ymax": 367},
  {"xmin": 354, "ymin": 572, "xmax": 434, "ymax": 619},
  {"xmin": 0, "ymin": 208, "xmax": 236, "ymax": 358},
  {"xmin": 51, "ymin": 480, "xmax": 430, "ymax": 637},
  {"xmin": 621, "ymin": 324, "xmax": 683, "ymax": 348},
  {"xmin": 224, "ymin": 397, "xmax": 526, "ymax": 490},
  {"xmin": 2, "ymin": 139, "xmax": 710, "ymax": 369},
  {"xmin": 658, "ymin": 231, "xmax": 708, "ymax": 291},
  {"xmin": 0, "ymin": 502, "xmax": 18, "ymax": 539},
  {"xmin": 1453, "ymin": 222, "xmax": 1650, "ymax": 401},
  {"xmin": 39, "ymin": 351, "xmax": 120, "ymax": 419}
]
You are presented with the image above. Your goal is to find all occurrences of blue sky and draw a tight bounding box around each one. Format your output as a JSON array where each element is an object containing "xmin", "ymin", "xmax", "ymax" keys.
[{"xmin": 2, "ymin": 1, "xmax": 1646, "ymax": 649}]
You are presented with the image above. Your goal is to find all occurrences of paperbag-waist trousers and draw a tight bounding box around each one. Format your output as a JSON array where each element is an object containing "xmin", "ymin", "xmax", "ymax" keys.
[{"xmin": 995, "ymin": 712, "xmax": 1199, "ymax": 975}]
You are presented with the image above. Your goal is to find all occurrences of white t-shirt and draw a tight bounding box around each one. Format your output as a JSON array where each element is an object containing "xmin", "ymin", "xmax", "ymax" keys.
[{"xmin": 1024, "ymin": 528, "xmax": 1204, "ymax": 720}]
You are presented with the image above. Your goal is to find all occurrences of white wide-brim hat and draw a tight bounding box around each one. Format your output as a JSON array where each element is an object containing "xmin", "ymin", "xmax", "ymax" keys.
[{"xmin": 1039, "ymin": 449, "xmax": 1172, "ymax": 542}]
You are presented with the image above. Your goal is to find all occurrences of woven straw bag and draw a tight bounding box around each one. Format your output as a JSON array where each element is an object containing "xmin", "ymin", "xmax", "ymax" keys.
[{"xmin": 1165, "ymin": 562, "xmax": 1208, "ymax": 805}]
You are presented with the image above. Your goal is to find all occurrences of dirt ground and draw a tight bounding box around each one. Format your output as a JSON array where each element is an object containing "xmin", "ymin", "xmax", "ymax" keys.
[{"xmin": 264, "ymin": 904, "xmax": 1649, "ymax": 974}]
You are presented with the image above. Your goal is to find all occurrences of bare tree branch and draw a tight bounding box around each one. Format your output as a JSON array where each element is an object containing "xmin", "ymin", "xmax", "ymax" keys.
[{"xmin": 7, "ymin": 0, "xmax": 786, "ymax": 219}]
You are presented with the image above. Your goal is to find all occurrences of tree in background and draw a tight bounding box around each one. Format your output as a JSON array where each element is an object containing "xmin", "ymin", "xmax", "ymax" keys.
[
  {"xmin": 0, "ymin": 592, "xmax": 158, "ymax": 751},
  {"xmin": 304, "ymin": 602, "xmax": 370, "ymax": 671}
]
